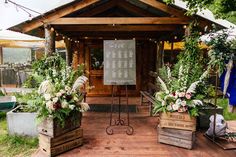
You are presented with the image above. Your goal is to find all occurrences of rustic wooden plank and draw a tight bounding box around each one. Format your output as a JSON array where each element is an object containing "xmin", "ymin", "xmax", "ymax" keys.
[
  {"xmin": 159, "ymin": 134, "xmax": 194, "ymax": 149},
  {"xmin": 21, "ymin": 0, "xmax": 99, "ymax": 32},
  {"xmin": 40, "ymin": 137, "xmax": 83, "ymax": 157},
  {"xmin": 159, "ymin": 128, "xmax": 195, "ymax": 141},
  {"xmin": 160, "ymin": 112, "xmax": 195, "ymax": 122},
  {"xmin": 159, "ymin": 112, "xmax": 196, "ymax": 131},
  {"xmin": 160, "ymin": 119, "xmax": 196, "ymax": 131},
  {"xmin": 50, "ymin": 17, "xmax": 189, "ymax": 25},
  {"xmin": 39, "ymin": 128, "xmax": 83, "ymax": 147},
  {"xmin": 38, "ymin": 111, "xmax": 82, "ymax": 137}
]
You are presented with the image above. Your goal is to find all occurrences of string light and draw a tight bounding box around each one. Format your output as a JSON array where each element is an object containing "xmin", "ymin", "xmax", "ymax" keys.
[
  {"xmin": 4, "ymin": 0, "xmax": 43, "ymax": 20},
  {"xmin": 174, "ymin": 36, "xmax": 177, "ymax": 40}
]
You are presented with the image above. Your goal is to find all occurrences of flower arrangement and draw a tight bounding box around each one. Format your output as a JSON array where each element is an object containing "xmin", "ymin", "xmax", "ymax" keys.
[
  {"xmin": 36, "ymin": 75, "xmax": 89, "ymax": 125},
  {"xmin": 20, "ymin": 54, "xmax": 90, "ymax": 126},
  {"xmin": 153, "ymin": 66, "xmax": 208, "ymax": 117}
]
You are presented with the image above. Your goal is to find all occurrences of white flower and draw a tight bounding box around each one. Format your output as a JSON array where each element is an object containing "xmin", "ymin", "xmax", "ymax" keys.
[
  {"xmin": 38, "ymin": 80, "xmax": 54, "ymax": 95},
  {"xmin": 61, "ymin": 101, "xmax": 69, "ymax": 108},
  {"xmin": 52, "ymin": 97, "xmax": 59, "ymax": 103},
  {"xmin": 166, "ymin": 105, "xmax": 172, "ymax": 111},
  {"xmin": 56, "ymin": 92, "xmax": 62, "ymax": 97},
  {"xmin": 172, "ymin": 104, "xmax": 180, "ymax": 111},
  {"xmin": 186, "ymin": 81, "xmax": 200, "ymax": 94},
  {"xmin": 79, "ymin": 102, "xmax": 90, "ymax": 112},
  {"xmin": 59, "ymin": 89, "xmax": 66, "ymax": 94},
  {"xmin": 161, "ymin": 101, "xmax": 166, "ymax": 106},
  {"xmin": 72, "ymin": 75, "xmax": 88, "ymax": 91},
  {"xmin": 181, "ymin": 100, "xmax": 187, "ymax": 107},
  {"xmin": 65, "ymin": 86, "xmax": 71, "ymax": 91},
  {"xmin": 69, "ymin": 105, "xmax": 75, "ymax": 110},
  {"xmin": 192, "ymin": 100, "xmax": 203, "ymax": 106},
  {"xmin": 175, "ymin": 98, "xmax": 181, "ymax": 105},
  {"xmin": 178, "ymin": 92, "xmax": 185, "ymax": 98},
  {"xmin": 46, "ymin": 101, "xmax": 55, "ymax": 111},
  {"xmin": 44, "ymin": 94, "xmax": 51, "ymax": 101}
]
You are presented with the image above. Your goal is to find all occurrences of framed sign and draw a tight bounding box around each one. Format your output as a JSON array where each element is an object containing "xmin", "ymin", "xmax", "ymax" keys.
[{"xmin": 104, "ymin": 40, "xmax": 136, "ymax": 85}]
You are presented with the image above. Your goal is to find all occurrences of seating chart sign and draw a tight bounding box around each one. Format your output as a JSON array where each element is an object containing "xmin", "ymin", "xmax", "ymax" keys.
[{"xmin": 104, "ymin": 40, "xmax": 136, "ymax": 85}]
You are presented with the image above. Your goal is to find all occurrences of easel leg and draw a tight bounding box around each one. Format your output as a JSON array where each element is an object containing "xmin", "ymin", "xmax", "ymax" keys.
[{"xmin": 125, "ymin": 85, "xmax": 134, "ymax": 135}]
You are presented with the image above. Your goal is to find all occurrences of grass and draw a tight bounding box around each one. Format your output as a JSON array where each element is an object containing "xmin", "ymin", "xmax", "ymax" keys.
[
  {"xmin": 216, "ymin": 98, "xmax": 236, "ymax": 120},
  {"xmin": 0, "ymin": 112, "xmax": 38, "ymax": 157}
]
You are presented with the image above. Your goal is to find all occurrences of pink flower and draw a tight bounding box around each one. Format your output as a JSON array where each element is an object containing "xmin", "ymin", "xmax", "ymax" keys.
[
  {"xmin": 185, "ymin": 93, "xmax": 192, "ymax": 99},
  {"xmin": 178, "ymin": 92, "xmax": 185, "ymax": 98}
]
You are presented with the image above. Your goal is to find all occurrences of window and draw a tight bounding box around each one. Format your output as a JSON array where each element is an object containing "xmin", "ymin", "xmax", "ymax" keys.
[{"xmin": 3, "ymin": 48, "xmax": 31, "ymax": 64}]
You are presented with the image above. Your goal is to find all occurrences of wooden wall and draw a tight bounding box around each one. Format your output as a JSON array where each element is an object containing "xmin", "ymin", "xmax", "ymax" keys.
[{"xmin": 72, "ymin": 39, "xmax": 158, "ymax": 96}]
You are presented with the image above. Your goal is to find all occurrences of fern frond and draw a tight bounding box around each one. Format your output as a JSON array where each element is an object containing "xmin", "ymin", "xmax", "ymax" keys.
[{"xmin": 157, "ymin": 76, "xmax": 169, "ymax": 94}]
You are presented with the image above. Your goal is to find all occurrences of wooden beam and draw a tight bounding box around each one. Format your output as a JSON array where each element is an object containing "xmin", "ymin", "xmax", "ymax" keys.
[
  {"xmin": 139, "ymin": 0, "xmax": 186, "ymax": 18},
  {"xmin": 63, "ymin": 31, "xmax": 171, "ymax": 39},
  {"xmin": 50, "ymin": 17, "xmax": 189, "ymax": 25},
  {"xmin": 54, "ymin": 25, "xmax": 179, "ymax": 32},
  {"xmin": 21, "ymin": 0, "xmax": 99, "ymax": 32}
]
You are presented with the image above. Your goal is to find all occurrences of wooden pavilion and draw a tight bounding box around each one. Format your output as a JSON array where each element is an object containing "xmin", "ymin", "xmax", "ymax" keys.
[
  {"xmin": 10, "ymin": 0, "xmax": 229, "ymax": 97},
  {"xmin": 9, "ymin": 1, "xmax": 236, "ymax": 156}
]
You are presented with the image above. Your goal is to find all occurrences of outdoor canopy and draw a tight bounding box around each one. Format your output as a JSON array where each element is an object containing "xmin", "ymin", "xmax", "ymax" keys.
[{"xmin": 0, "ymin": 29, "xmax": 65, "ymax": 48}]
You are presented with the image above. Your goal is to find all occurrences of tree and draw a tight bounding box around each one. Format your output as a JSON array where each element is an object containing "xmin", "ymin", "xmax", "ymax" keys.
[{"xmin": 164, "ymin": 0, "xmax": 236, "ymax": 23}]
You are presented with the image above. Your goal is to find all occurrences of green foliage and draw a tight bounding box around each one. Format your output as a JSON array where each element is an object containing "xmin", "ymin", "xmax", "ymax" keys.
[
  {"xmin": 153, "ymin": 23, "xmax": 208, "ymax": 117},
  {"xmin": 164, "ymin": 0, "xmax": 236, "ymax": 20},
  {"xmin": 24, "ymin": 53, "xmax": 85, "ymax": 93},
  {"xmin": 217, "ymin": 98, "xmax": 236, "ymax": 120},
  {"xmin": 206, "ymin": 29, "xmax": 236, "ymax": 74}
]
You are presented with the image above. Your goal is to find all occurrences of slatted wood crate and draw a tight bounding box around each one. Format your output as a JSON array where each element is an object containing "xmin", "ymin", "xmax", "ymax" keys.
[
  {"xmin": 159, "ymin": 112, "xmax": 196, "ymax": 131},
  {"xmin": 158, "ymin": 127, "xmax": 196, "ymax": 149},
  {"xmin": 39, "ymin": 127, "xmax": 83, "ymax": 157},
  {"xmin": 38, "ymin": 111, "xmax": 82, "ymax": 137}
]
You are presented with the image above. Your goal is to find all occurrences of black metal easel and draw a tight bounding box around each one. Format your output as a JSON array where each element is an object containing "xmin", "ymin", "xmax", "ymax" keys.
[{"xmin": 106, "ymin": 85, "xmax": 134, "ymax": 135}]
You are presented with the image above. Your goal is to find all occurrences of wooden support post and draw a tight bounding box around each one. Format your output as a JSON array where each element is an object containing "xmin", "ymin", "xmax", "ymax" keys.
[
  {"xmin": 44, "ymin": 24, "xmax": 55, "ymax": 56},
  {"xmin": 72, "ymin": 50, "xmax": 79, "ymax": 69},
  {"xmin": 156, "ymin": 41, "xmax": 164, "ymax": 74},
  {"xmin": 64, "ymin": 38, "xmax": 73, "ymax": 66},
  {"xmin": 170, "ymin": 41, "xmax": 174, "ymax": 63},
  {"xmin": 0, "ymin": 46, "xmax": 3, "ymax": 64},
  {"xmin": 78, "ymin": 42, "xmax": 85, "ymax": 64}
]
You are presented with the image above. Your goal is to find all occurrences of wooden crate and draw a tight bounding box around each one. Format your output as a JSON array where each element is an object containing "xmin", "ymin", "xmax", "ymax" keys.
[
  {"xmin": 39, "ymin": 127, "xmax": 83, "ymax": 157},
  {"xmin": 158, "ymin": 127, "xmax": 195, "ymax": 149},
  {"xmin": 159, "ymin": 112, "xmax": 196, "ymax": 131},
  {"xmin": 38, "ymin": 111, "xmax": 82, "ymax": 137}
]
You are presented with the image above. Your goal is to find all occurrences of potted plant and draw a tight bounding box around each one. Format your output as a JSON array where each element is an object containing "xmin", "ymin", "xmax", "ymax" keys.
[
  {"xmin": 7, "ymin": 54, "xmax": 89, "ymax": 137},
  {"xmin": 153, "ymin": 23, "xmax": 209, "ymax": 149}
]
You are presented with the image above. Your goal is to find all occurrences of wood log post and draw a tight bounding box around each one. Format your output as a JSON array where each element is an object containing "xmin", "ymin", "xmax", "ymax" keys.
[
  {"xmin": 44, "ymin": 24, "xmax": 55, "ymax": 56},
  {"xmin": 78, "ymin": 42, "xmax": 84, "ymax": 64},
  {"xmin": 64, "ymin": 38, "xmax": 73, "ymax": 66},
  {"xmin": 156, "ymin": 41, "xmax": 164, "ymax": 75},
  {"xmin": 0, "ymin": 46, "xmax": 3, "ymax": 64}
]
